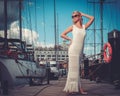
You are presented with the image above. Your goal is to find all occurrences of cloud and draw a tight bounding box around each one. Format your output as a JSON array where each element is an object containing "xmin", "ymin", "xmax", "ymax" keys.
[
  {"xmin": 28, "ymin": 1, "xmax": 34, "ymax": 6},
  {"xmin": 0, "ymin": 21, "xmax": 40, "ymax": 47},
  {"xmin": 38, "ymin": 42, "xmax": 54, "ymax": 48},
  {"xmin": 0, "ymin": 21, "xmax": 55, "ymax": 48},
  {"xmin": 0, "ymin": 0, "xmax": 22, "ymax": 30}
]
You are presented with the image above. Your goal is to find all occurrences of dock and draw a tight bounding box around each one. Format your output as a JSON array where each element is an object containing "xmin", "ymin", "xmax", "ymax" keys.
[{"xmin": 1, "ymin": 77, "xmax": 120, "ymax": 96}]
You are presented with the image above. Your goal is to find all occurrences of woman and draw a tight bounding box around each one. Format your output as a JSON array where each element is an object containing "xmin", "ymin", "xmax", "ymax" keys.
[{"xmin": 61, "ymin": 11, "xmax": 94, "ymax": 95}]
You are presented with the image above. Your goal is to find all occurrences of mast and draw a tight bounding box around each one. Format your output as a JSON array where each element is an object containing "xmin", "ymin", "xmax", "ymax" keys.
[
  {"xmin": 43, "ymin": 0, "xmax": 46, "ymax": 46},
  {"xmin": 56, "ymin": 13, "xmax": 59, "ymax": 55},
  {"xmin": 54, "ymin": 0, "xmax": 57, "ymax": 62},
  {"xmin": 4, "ymin": 0, "xmax": 8, "ymax": 49},
  {"xmin": 4, "ymin": 0, "xmax": 23, "ymax": 49},
  {"xmin": 19, "ymin": 0, "xmax": 24, "ymax": 51},
  {"xmin": 100, "ymin": 0, "xmax": 104, "ymax": 59},
  {"xmin": 93, "ymin": 0, "xmax": 96, "ymax": 59},
  {"xmin": 88, "ymin": 0, "xmax": 104, "ymax": 60},
  {"xmin": 19, "ymin": 0, "xmax": 22, "ymax": 41},
  {"xmin": 88, "ymin": 0, "xmax": 114, "ymax": 61}
]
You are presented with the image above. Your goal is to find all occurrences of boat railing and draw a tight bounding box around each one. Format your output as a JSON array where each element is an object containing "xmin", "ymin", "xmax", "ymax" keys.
[{"xmin": 0, "ymin": 38, "xmax": 34, "ymax": 61}]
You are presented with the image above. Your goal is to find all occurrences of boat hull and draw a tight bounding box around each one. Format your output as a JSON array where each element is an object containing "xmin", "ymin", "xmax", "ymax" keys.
[{"xmin": 0, "ymin": 57, "xmax": 46, "ymax": 88}]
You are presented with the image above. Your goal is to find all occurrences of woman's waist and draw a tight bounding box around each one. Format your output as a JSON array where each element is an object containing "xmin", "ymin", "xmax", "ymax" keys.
[
  {"xmin": 69, "ymin": 45, "xmax": 83, "ymax": 52},
  {"xmin": 71, "ymin": 42, "xmax": 84, "ymax": 47}
]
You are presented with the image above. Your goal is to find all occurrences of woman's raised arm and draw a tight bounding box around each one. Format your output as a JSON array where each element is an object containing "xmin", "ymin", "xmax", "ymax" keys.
[{"xmin": 81, "ymin": 12, "xmax": 94, "ymax": 29}]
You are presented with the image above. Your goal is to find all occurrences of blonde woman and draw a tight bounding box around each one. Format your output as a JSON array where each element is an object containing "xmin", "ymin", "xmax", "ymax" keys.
[{"xmin": 61, "ymin": 11, "xmax": 94, "ymax": 95}]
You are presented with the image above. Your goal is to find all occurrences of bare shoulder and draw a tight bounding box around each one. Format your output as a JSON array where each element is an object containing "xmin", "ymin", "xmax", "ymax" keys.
[
  {"xmin": 61, "ymin": 25, "xmax": 73, "ymax": 36},
  {"xmin": 62, "ymin": 25, "xmax": 73, "ymax": 34},
  {"xmin": 66, "ymin": 25, "xmax": 73, "ymax": 31}
]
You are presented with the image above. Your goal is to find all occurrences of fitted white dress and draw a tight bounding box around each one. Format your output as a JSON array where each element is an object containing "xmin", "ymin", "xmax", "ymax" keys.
[{"xmin": 63, "ymin": 25, "xmax": 86, "ymax": 92}]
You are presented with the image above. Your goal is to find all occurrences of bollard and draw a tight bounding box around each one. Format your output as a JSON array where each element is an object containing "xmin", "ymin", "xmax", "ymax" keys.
[
  {"xmin": 2, "ymin": 80, "xmax": 8, "ymax": 95},
  {"xmin": 84, "ymin": 58, "xmax": 89, "ymax": 79},
  {"xmin": 61, "ymin": 69, "xmax": 63, "ymax": 77},
  {"xmin": 46, "ymin": 67, "xmax": 50, "ymax": 84}
]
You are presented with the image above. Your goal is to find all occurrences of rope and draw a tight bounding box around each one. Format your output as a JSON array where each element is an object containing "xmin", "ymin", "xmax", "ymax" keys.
[
  {"xmin": 16, "ymin": 59, "xmax": 46, "ymax": 76},
  {"xmin": 16, "ymin": 60, "xmax": 25, "ymax": 76},
  {"xmin": 88, "ymin": 63, "xmax": 103, "ymax": 78}
]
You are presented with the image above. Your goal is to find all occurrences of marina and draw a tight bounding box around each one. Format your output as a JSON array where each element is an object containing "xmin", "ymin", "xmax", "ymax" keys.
[{"xmin": 0, "ymin": 0, "xmax": 120, "ymax": 96}]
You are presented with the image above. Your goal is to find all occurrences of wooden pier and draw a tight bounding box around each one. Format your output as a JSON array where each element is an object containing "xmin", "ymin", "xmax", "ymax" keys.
[{"xmin": 1, "ymin": 77, "xmax": 120, "ymax": 96}]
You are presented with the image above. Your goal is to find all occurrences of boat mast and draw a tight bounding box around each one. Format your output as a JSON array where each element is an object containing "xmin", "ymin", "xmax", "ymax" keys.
[
  {"xmin": 88, "ymin": 0, "xmax": 114, "ymax": 62},
  {"xmin": 93, "ymin": 0, "xmax": 96, "ymax": 59},
  {"xmin": 100, "ymin": 0, "xmax": 104, "ymax": 60},
  {"xmin": 43, "ymin": 0, "xmax": 46, "ymax": 47},
  {"xmin": 19, "ymin": 0, "xmax": 22, "ymax": 41},
  {"xmin": 88, "ymin": 0, "xmax": 104, "ymax": 61},
  {"xmin": 4, "ymin": 0, "xmax": 8, "ymax": 49},
  {"xmin": 4, "ymin": 0, "xmax": 23, "ymax": 49},
  {"xmin": 100, "ymin": 0, "xmax": 115, "ymax": 61},
  {"xmin": 54, "ymin": 0, "xmax": 57, "ymax": 62}
]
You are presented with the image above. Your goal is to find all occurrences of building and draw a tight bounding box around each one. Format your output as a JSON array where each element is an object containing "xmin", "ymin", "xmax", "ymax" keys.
[
  {"xmin": 34, "ymin": 40, "xmax": 69, "ymax": 64},
  {"xmin": 35, "ymin": 48, "xmax": 68, "ymax": 62}
]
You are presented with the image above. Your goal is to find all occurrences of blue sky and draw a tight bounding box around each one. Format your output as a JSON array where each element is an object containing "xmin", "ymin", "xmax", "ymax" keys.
[{"xmin": 22, "ymin": 0, "xmax": 120, "ymax": 56}]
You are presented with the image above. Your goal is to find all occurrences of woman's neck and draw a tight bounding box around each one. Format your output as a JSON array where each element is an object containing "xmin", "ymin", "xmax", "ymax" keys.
[{"xmin": 75, "ymin": 21, "xmax": 83, "ymax": 28}]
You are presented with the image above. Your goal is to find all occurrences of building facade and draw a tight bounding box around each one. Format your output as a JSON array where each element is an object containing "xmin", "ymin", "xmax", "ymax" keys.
[
  {"xmin": 35, "ymin": 49, "xmax": 68, "ymax": 62},
  {"xmin": 34, "ymin": 41, "xmax": 69, "ymax": 64}
]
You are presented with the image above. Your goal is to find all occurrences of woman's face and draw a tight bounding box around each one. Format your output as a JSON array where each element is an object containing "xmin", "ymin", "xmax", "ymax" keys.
[{"xmin": 72, "ymin": 12, "xmax": 82, "ymax": 23}]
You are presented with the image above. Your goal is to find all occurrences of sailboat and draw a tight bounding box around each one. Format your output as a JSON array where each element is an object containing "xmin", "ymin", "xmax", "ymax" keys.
[{"xmin": 0, "ymin": 0, "xmax": 46, "ymax": 88}]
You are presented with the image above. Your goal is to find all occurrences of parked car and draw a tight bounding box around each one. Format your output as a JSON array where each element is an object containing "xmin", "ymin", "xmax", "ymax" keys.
[{"xmin": 49, "ymin": 61, "xmax": 59, "ymax": 80}]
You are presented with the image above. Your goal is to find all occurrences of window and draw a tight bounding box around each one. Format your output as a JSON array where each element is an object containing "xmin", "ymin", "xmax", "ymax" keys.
[
  {"xmin": 47, "ymin": 55, "xmax": 51, "ymax": 57},
  {"xmin": 41, "ymin": 55, "xmax": 45, "ymax": 57}
]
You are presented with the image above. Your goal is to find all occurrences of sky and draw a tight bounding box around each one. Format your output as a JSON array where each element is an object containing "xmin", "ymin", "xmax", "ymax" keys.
[
  {"xmin": 22, "ymin": 0, "xmax": 120, "ymax": 56},
  {"xmin": 0, "ymin": 0, "xmax": 120, "ymax": 56}
]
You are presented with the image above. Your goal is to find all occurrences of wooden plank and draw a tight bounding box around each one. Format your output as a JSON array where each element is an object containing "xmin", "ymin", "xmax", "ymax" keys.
[{"xmin": 16, "ymin": 75, "xmax": 44, "ymax": 79}]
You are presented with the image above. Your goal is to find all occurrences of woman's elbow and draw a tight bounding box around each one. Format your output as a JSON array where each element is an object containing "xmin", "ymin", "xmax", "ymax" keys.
[{"xmin": 92, "ymin": 16, "xmax": 94, "ymax": 21}]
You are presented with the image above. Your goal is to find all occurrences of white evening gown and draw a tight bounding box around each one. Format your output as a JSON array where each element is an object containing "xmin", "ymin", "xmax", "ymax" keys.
[{"xmin": 64, "ymin": 25, "xmax": 86, "ymax": 92}]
